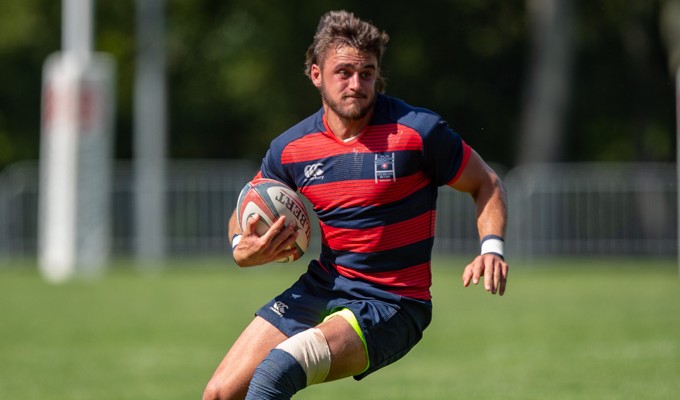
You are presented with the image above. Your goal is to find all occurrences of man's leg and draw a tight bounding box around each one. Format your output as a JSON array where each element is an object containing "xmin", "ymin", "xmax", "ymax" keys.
[
  {"xmin": 245, "ymin": 311, "xmax": 369, "ymax": 399},
  {"xmin": 203, "ymin": 316, "xmax": 288, "ymax": 400},
  {"xmin": 318, "ymin": 311, "xmax": 369, "ymax": 381}
]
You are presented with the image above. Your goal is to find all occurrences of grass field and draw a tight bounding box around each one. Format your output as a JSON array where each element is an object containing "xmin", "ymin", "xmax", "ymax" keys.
[{"xmin": 1, "ymin": 256, "xmax": 678, "ymax": 399}]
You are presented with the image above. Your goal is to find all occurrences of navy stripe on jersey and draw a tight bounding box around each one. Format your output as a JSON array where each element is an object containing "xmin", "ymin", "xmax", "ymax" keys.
[
  {"xmin": 320, "ymin": 239, "xmax": 435, "ymax": 273},
  {"xmin": 285, "ymin": 150, "xmax": 423, "ymax": 187},
  {"xmin": 321, "ymin": 211, "xmax": 435, "ymax": 252},
  {"xmin": 303, "ymin": 171, "xmax": 431, "ymax": 217},
  {"xmin": 333, "ymin": 262, "xmax": 432, "ymax": 300},
  {"xmin": 315, "ymin": 185, "xmax": 437, "ymax": 229}
]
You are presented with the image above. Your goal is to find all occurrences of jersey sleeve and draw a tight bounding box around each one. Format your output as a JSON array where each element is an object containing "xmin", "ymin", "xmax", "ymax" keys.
[
  {"xmin": 258, "ymin": 146, "xmax": 297, "ymax": 190},
  {"xmin": 422, "ymin": 120, "xmax": 472, "ymax": 187}
]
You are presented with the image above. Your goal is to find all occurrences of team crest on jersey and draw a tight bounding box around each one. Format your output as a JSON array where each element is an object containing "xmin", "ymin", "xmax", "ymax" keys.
[{"xmin": 374, "ymin": 152, "xmax": 396, "ymax": 183}]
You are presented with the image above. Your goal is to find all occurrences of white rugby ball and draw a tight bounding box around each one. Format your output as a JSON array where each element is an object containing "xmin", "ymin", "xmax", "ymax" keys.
[{"xmin": 236, "ymin": 178, "xmax": 311, "ymax": 262}]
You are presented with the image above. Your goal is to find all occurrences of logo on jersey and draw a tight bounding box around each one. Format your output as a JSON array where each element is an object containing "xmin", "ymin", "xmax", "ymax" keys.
[
  {"xmin": 270, "ymin": 301, "xmax": 289, "ymax": 317},
  {"xmin": 375, "ymin": 153, "xmax": 396, "ymax": 183},
  {"xmin": 304, "ymin": 163, "xmax": 324, "ymax": 181}
]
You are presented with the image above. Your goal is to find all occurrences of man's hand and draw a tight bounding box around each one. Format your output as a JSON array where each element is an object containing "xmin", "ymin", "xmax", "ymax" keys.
[
  {"xmin": 232, "ymin": 215, "xmax": 299, "ymax": 267},
  {"xmin": 462, "ymin": 254, "xmax": 508, "ymax": 295}
]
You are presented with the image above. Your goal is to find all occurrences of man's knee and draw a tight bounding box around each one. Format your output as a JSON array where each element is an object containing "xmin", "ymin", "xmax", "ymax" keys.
[
  {"xmin": 245, "ymin": 328, "xmax": 332, "ymax": 399},
  {"xmin": 202, "ymin": 377, "xmax": 246, "ymax": 400},
  {"xmin": 202, "ymin": 381, "xmax": 221, "ymax": 400},
  {"xmin": 275, "ymin": 327, "xmax": 332, "ymax": 386},
  {"xmin": 202, "ymin": 380, "xmax": 221, "ymax": 400}
]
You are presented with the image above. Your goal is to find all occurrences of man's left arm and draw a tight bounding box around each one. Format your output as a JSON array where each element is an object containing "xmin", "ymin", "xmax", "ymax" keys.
[{"xmin": 448, "ymin": 149, "xmax": 509, "ymax": 295}]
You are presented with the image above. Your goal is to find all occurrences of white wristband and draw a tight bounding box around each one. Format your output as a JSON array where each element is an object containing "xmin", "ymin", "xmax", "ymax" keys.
[
  {"xmin": 480, "ymin": 235, "xmax": 504, "ymax": 259},
  {"xmin": 231, "ymin": 234, "xmax": 242, "ymax": 251}
]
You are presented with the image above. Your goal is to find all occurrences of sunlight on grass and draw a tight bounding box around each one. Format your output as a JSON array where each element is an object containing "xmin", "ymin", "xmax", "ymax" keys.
[{"xmin": 0, "ymin": 257, "xmax": 678, "ymax": 399}]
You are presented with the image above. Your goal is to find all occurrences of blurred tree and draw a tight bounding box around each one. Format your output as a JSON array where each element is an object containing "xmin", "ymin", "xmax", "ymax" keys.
[
  {"xmin": 0, "ymin": 0, "xmax": 675, "ymax": 172},
  {"xmin": 517, "ymin": 0, "xmax": 575, "ymax": 164},
  {"xmin": 165, "ymin": 0, "xmax": 528, "ymax": 164},
  {"xmin": 0, "ymin": 0, "xmax": 60, "ymax": 167},
  {"xmin": 661, "ymin": 0, "xmax": 680, "ymax": 73},
  {"xmin": 363, "ymin": 0, "xmax": 527, "ymax": 166},
  {"xmin": 569, "ymin": 0, "xmax": 675, "ymax": 162}
]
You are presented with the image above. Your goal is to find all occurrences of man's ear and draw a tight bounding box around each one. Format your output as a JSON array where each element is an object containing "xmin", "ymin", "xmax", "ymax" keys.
[{"xmin": 310, "ymin": 64, "xmax": 322, "ymax": 88}]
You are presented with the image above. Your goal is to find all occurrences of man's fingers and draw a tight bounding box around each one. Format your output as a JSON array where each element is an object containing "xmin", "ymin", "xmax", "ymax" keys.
[
  {"xmin": 276, "ymin": 228, "xmax": 299, "ymax": 252},
  {"xmin": 462, "ymin": 265, "xmax": 473, "ymax": 287},
  {"xmin": 235, "ymin": 215, "xmax": 301, "ymax": 265},
  {"xmin": 244, "ymin": 213, "xmax": 261, "ymax": 235},
  {"xmin": 493, "ymin": 263, "xmax": 502, "ymax": 294},
  {"xmin": 273, "ymin": 234, "xmax": 299, "ymax": 259},
  {"xmin": 484, "ymin": 257, "xmax": 494, "ymax": 292},
  {"xmin": 260, "ymin": 215, "xmax": 287, "ymax": 239},
  {"xmin": 472, "ymin": 258, "xmax": 483, "ymax": 285},
  {"xmin": 488, "ymin": 258, "xmax": 509, "ymax": 295},
  {"xmin": 462, "ymin": 258, "xmax": 482, "ymax": 287},
  {"xmin": 498, "ymin": 263, "xmax": 509, "ymax": 296},
  {"xmin": 462, "ymin": 255, "xmax": 509, "ymax": 296}
]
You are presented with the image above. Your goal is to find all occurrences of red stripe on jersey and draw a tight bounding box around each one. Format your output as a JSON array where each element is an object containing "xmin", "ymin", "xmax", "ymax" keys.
[
  {"xmin": 447, "ymin": 141, "xmax": 473, "ymax": 185},
  {"xmin": 320, "ymin": 211, "xmax": 436, "ymax": 253},
  {"xmin": 281, "ymin": 124, "xmax": 423, "ymax": 164},
  {"xmin": 303, "ymin": 171, "xmax": 430, "ymax": 212},
  {"xmin": 334, "ymin": 262, "xmax": 432, "ymax": 300}
]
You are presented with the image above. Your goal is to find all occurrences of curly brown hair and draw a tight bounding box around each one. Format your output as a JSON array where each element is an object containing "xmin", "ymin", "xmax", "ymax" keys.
[{"xmin": 304, "ymin": 10, "xmax": 390, "ymax": 93}]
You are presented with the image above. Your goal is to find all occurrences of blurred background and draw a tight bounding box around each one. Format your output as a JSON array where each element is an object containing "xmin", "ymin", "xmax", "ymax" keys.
[{"xmin": 0, "ymin": 0, "xmax": 678, "ymax": 274}]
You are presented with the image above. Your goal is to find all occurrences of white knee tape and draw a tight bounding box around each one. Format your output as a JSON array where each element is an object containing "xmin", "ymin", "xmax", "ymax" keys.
[{"xmin": 275, "ymin": 328, "xmax": 331, "ymax": 386}]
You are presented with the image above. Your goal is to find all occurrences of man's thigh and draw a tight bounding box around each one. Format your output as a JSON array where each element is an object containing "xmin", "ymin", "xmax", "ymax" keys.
[{"xmin": 317, "ymin": 314, "xmax": 369, "ymax": 382}]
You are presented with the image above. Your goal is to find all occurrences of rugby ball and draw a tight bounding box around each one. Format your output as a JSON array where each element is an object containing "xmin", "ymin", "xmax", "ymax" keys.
[{"xmin": 236, "ymin": 178, "xmax": 311, "ymax": 262}]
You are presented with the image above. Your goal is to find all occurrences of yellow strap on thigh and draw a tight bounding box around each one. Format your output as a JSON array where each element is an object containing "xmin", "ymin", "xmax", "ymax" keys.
[{"xmin": 324, "ymin": 308, "xmax": 370, "ymax": 373}]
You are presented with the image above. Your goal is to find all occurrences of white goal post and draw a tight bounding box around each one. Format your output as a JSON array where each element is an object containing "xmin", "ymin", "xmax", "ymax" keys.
[{"xmin": 39, "ymin": 52, "xmax": 116, "ymax": 283}]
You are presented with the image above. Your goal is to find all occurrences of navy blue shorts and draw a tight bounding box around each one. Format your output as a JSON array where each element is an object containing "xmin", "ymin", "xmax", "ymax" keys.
[{"xmin": 255, "ymin": 260, "xmax": 432, "ymax": 380}]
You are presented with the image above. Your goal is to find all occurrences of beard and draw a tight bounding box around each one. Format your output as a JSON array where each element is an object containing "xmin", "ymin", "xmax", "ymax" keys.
[{"xmin": 319, "ymin": 85, "xmax": 376, "ymax": 120}]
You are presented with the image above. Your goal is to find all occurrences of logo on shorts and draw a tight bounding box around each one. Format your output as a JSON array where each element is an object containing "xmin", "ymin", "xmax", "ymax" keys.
[{"xmin": 270, "ymin": 301, "xmax": 289, "ymax": 317}]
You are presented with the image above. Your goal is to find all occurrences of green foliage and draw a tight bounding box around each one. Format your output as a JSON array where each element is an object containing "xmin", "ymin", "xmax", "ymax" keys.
[
  {"xmin": 0, "ymin": 0, "xmax": 59, "ymax": 166},
  {"xmin": 0, "ymin": 0, "xmax": 675, "ymax": 171},
  {"xmin": 0, "ymin": 257, "xmax": 678, "ymax": 399}
]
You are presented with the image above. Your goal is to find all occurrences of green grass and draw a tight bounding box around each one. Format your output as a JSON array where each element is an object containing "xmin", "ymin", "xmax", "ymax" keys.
[{"xmin": 0, "ymin": 257, "xmax": 678, "ymax": 399}]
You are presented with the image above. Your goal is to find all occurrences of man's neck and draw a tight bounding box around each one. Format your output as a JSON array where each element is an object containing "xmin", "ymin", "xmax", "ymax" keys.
[{"xmin": 324, "ymin": 107, "xmax": 374, "ymax": 141}]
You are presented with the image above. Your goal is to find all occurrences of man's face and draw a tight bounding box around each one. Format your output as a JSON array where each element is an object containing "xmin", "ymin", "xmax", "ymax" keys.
[{"xmin": 311, "ymin": 45, "xmax": 378, "ymax": 120}]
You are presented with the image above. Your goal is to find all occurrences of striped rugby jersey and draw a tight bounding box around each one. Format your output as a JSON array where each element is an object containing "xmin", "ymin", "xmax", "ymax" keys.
[{"xmin": 256, "ymin": 94, "xmax": 471, "ymax": 300}]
